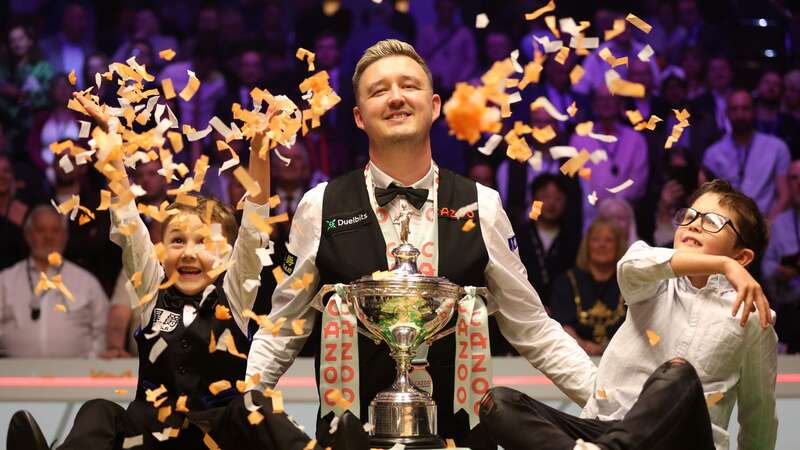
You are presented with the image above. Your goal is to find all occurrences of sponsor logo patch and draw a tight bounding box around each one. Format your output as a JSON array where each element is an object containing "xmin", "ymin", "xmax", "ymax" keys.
[
  {"xmin": 282, "ymin": 252, "xmax": 297, "ymax": 275},
  {"xmin": 322, "ymin": 210, "xmax": 373, "ymax": 236}
]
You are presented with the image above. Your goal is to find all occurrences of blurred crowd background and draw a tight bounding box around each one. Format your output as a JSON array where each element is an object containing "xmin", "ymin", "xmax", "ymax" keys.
[{"xmin": 2, "ymin": 0, "xmax": 800, "ymax": 361}]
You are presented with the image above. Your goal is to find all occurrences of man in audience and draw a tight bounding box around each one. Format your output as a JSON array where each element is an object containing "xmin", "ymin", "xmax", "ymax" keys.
[
  {"xmin": 703, "ymin": 89, "xmax": 790, "ymax": 219},
  {"xmin": 782, "ymin": 69, "xmax": 800, "ymax": 124},
  {"xmin": 40, "ymin": 2, "xmax": 94, "ymax": 88},
  {"xmin": 754, "ymin": 70, "xmax": 800, "ymax": 159},
  {"xmin": 762, "ymin": 159, "xmax": 800, "ymax": 353},
  {"xmin": 690, "ymin": 55, "xmax": 734, "ymax": 149},
  {"xmin": 0, "ymin": 205, "xmax": 108, "ymax": 357}
]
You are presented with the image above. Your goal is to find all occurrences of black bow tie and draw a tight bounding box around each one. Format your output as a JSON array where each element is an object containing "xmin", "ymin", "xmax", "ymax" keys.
[{"xmin": 375, "ymin": 184, "xmax": 429, "ymax": 209}]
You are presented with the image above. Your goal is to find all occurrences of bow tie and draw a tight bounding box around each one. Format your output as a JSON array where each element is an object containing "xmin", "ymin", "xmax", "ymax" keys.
[{"xmin": 375, "ymin": 184, "xmax": 429, "ymax": 209}]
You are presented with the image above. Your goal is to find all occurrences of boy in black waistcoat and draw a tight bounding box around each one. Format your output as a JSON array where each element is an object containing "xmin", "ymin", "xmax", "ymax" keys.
[{"xmin": 6, "ymin": 95, "xmax": 357, "ymax": 449}]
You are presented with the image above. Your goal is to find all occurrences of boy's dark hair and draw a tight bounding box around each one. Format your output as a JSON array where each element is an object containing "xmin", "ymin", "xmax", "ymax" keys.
[
  {"xmin": 530, "ymin": 173, "xmax": 568, "ymax": 198},
  {"xmin": 687, "ymin": 179, "xmax": 769, "ymax": 257},
  {"xmin": 162, "ymin": 195, "xmax": 238, "ymax": 245}
]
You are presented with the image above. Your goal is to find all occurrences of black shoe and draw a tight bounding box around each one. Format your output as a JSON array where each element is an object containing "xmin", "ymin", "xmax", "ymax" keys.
[
  {"xmin": 331, "ymin": 411, "xmax": 370, "ymax": 450},
  {"xmin": 7, "ymin": 410, "xmax": 49, "ymax": 450}
]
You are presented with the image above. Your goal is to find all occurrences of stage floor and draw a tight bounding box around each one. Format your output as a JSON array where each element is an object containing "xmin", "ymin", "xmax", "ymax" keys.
[{"xmin": 1, "ymin": 357, "xmax": 798, "ymax": 449}]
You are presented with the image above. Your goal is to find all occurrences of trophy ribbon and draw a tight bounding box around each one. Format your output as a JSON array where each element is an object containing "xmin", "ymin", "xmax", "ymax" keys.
[
  {"xmin": 319, "ymin": 283, "xmax": 361, "ymax": 418},
  {"xmin": 453, "ymin": 286, "xmax": 492, "ymax": 428}
]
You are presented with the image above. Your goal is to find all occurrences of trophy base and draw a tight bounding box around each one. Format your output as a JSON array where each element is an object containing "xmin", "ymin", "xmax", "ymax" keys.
[{"xmin": 369, "ymin": 434, "xmax": 446, "ymax": 449}]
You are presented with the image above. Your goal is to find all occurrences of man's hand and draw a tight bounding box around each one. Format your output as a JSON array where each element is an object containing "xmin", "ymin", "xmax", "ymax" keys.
[{"xmin": 726, "ymin": 259, "xmax": 772, "ymax": 328}]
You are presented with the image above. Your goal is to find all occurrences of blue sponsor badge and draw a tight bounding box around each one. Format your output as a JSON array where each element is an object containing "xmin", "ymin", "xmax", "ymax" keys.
[{"xmin": 508, "ymin": 235, "xmax": 518, "ymax": 252}]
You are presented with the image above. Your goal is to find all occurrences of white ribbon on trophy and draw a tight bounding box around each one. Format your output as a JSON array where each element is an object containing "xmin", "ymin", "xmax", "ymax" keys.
[
  {"xmin": 453, "ymin": 286, "xmax": 492, "ymax": 428},
  {"xmin": 318, "ymin": 283, "xmax": 361, "ymax": 418}
]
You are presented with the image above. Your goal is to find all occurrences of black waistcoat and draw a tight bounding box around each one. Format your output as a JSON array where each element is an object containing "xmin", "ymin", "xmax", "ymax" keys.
[
  {"xmin": 135, "ymin": 276, "xmax": 251, "ymax": 411},
  {"xmin": 312, "ymin": 167, "xmax": 489, "ymax": 440}
]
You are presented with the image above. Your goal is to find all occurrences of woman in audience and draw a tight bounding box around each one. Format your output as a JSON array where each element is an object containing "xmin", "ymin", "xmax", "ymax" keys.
[
  {"xmin": 596, "ymin": 196, "xmax": 638, "ymax": 247},
  {"xmin": 549, "ymin": 217, "xmax": 628, "ymax": 356}
]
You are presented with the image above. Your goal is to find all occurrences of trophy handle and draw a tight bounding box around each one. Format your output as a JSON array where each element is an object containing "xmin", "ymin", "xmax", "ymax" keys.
[{"xmin": 426, "ymin": 287, "xmax": 494, "ymax": 344}]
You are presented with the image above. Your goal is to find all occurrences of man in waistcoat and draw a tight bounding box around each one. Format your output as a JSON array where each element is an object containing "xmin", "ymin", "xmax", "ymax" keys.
[{"xmin": 245, "ymin": 39, "xmax": 598, "ymax": 449}]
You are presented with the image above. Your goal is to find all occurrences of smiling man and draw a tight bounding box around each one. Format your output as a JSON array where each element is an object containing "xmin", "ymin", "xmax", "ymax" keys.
[{"xmin": 245, "ymin": 39, "xmax": 599, "ymax": 449}]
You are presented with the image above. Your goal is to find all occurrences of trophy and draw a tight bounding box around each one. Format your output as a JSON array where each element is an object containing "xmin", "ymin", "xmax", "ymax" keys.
[{"xmin": 330, "ymin": 208, "xmax": 464, "ymax": 448}]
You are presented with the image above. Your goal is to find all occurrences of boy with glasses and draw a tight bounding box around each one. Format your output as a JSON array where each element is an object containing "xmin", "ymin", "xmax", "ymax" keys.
[{"xmin": 480, "ymin": 179, "xmax": 777, "ymax": 450}]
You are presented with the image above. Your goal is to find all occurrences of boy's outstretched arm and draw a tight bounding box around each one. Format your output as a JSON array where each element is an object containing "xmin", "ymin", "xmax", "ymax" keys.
[
  {"xmin": 670, "ymin": 252, "xmax": 772, "ymax": 328},
  {"xmin": 245, "ymin": 104, "xmax": 277, "ymax": 206}
]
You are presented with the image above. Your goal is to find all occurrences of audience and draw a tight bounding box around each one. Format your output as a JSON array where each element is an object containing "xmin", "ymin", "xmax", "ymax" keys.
[
  {"xmin": 549, "ymin": 217, "xmax": 628, "ymax": 355},
  {"xmin": 0, "ymin": 153, "xmax": 27, "ymax": 270},
  {"xmin": 0, "ymin": 205, "xmax": 108, "ymax": 357}
]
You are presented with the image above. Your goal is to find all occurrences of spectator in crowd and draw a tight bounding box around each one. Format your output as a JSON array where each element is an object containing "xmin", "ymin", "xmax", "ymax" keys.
[
  {"xmin": 39, "ymin": 2, "xmax": 94, "ymax": 88},
  {"xmin": 102, "ymin": 159, "xmax": 168, "ymax": 359},
  {"xmin": 82, "ymin": 52, "xmax": 114, "ymax": 106},
  {"xmin": 549, "ymin": 217, "xmax": 627, "ymax": 355},
  {"xmin": 112, "ymin": 7, "xmax": 177, "ymax": 66},
  {"xmin": 512, "ymin": 174, "xmax": 581, "ymax": 305},
  {"xmin": 626, "ymin": 59, "xmax": 658, "ymax": 119},
  {"xmin": 416, "ymin": 0, "xmax": 477, "ymax": 97},
  {"xmin": 0, "ymin": 22, "xmax": 54, "ymax": 157},
  {"xmin": 596, "ymin": 197, "xmax": 638, "ymax": 247},
  {"xmin": 703, "ymin": 89, "xmax": 790, "ymax": 219},
  {"xmin": 215, "ymin": 47, "xmax": 265, "ymax": 123},
  {"xmin": 0, "ymin": 205, "xmax": 108, "ymax": 357},
  {"xmin": 782, "ymin": 69, "xmax": 800, "ymax": 123},
  {"xmin": 529, "ymin": 53, "xmax": 591, "ymax": 133},
  {"xmin": 499, "ymin": 105, "xmax": 582, "ymax": 223},
  {"xmin": 27, "ymin": 73, "xmax": 80, "ymax": 174},
  {"xmin": 645, "ymin": 0, "xmax": 685, "ymax": 64},
  {"xmin": 570, "ymin": 87, "xmax": 648, "ymax": 228},
  {"xmin": 762, "ymin": 159, "xmax": 800, "ymax": 354},
  {"xmin": 0, "ymin": 153, "xmax": 27, "ymax": 270},
  {"xmin": 690, "ymin": 54, "xmax": 734, "ymax": 146},
  {"xmin": 755, "ymin": 70, "xmax": 800, "ymax": 159},
  {"xmin": 467, "ymin": 160, "xmax": 496, "ymax": 189},
  {"xmin": 680, "ymin": 45, "xmax": 707, "ymax": 100},
  {"xmin": 675, "ymin": 0, "xmax": 723, "ymax": 57},
  {"xmin": 471, "ymin": 29, "xmax": 513, "ymax": 82}
]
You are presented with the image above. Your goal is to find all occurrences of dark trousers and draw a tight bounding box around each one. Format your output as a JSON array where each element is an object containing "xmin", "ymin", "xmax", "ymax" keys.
[
  {"xmin": 479, "ymin": 359, "xmax": 715, "ymax": 450},
  {"xmin": 57, "ymin": 392, "xmax": 321, "ymax": 450}
]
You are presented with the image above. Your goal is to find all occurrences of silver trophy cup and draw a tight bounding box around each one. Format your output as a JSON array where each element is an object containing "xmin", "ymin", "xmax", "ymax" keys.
[{"xmin": 324, "ymin": 209, "xmax": 465, "ymax": 448}]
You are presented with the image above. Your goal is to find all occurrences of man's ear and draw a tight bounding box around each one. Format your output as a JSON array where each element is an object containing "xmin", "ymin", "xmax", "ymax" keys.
[
  {"xmin": 734, "ymin": 247, "xmax": 755, "ymax": 267},
  {"xmin": 431, "ymin": 93, "xmax": 441, "ymax": 121},
  {"xmin": 353, "ymin": 105, "xmax": 365, "ymax": 131}
]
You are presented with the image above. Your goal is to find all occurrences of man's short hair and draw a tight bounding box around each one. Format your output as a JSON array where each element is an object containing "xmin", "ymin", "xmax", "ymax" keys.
[
  {"xmin": 352, "ymin": 39, "xmax": 433, "ymax": 100},
  {"xmin": 23, "ymin": 204, "xmax": 68, "ymax": 235},
  {"xmin": 687, "ymin": 179, "xmax": 769, "ymax": 257},
  {"xmin": 162, "ymin": 195, "xmax": 238, "ymax": 245}
]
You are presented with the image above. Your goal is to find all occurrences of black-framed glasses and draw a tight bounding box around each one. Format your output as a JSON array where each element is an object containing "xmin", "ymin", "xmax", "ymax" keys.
[{"xmin": 673, "ymin": 207, "xmax": 745, "ymax": 244}]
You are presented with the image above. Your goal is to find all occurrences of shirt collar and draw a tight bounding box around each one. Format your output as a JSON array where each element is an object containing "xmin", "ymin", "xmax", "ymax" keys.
[{"xmin": 368, "ymin": 160, "xmax": 437, "ymax": 190}]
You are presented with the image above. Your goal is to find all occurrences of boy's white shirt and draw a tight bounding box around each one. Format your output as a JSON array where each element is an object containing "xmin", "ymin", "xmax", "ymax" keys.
[
  {"xmin": 110, "ymin": 199, "xmax": 271, "ymax": 334},
  {"xmin": 582, "ymin": 241, "xmax": 778, "ymax": 450}
]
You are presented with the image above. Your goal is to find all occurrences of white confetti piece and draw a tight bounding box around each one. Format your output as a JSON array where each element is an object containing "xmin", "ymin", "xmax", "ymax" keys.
[
  {"xmin": 454, "ymin": 202, "xmax": 478, "ymax": 219},
  {"xmin": 244, "ymin": 391, "xmax": 261, "ymax": 412},
  {"xmin": 475, "ymin": 13, "xmax": 489, "ymax": 29},
  {"xmin": 606, "ymin": 178, "xmax": 634, "ymax": 194},
  {"xmin": 78, "ymin": 120, "xmax": 91, "ymax": 138},
  {"xmin": 58, "ymin": 155, "xmax": 74, "ymax": 174},
  {"xmin": 218, "ymin": 158, "xmax": 241, "ymax": 175},
  {"xmin": 148, "ymin": 337, "xmax": 168, "ymax": 363},
  {"xmin": 477, "ymin": 134, "xmax": 502, "ymax": 156},
  {"xmin": 329, "ymin": 415, "xmax": 340, "ymax": 434},
  {"xmin": 589, "ymin": 149, "xmax": 608, "ymax": 164},
  {"xmin": 568, "ymin": 36, "xmax": 599, "ymax": 49},
  {"xmin": 550, "ymin": 146, "xmax": 578, "ymax": 159},
  {"xmin": 637, "ymin": 44, "xmax": 654, "ymax": 62},
  {"xmin": 510, "ymin": 49, "xmax": 524, "ymax": 73},
  {"xmin": 255, "ymin": 247, "xmax": 274, "ymax": 267},
  {"xmin": 244, "ymin": 279, "xmax": 261, "ymax": 293},
  {"xmin": 122, "ymin": 435, "xmax": 143, "ymax": 448},
  {"xmin": 588, "ymin": 191, "xmax": 598, "ymax": 206}
]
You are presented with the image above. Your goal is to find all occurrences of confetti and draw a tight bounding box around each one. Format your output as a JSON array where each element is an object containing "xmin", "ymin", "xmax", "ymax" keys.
[
  {"xmin": 48, "ymin": 252, "xmax": 62, "ymax": 266},
  {"xmin": 575, "ymin": 121, "xmax": 618, "ymax": 143},
  {"xmin": 267, "ymin": 389, "xmax": 284, "ymax": 413},
  {"xmin": 560, "ymin": 150, "xmax": 590, "ymax": 177},
  {"xmin": 475, "ymin": 13, "xmax": 489, "ymax": 29},
  {"xmin": 158, "ymin": 271, "xmax": 179, "ymax": 290},
  {"xmin": 157, "ymin": 406, "xmax": 171, "ymax": 423},
  {"xmin": 161, "ymin": 78, "xmax": 176, "ymax": 100},
  {"xmin": 544, "ymin": 15, "xmax": 560, "ymax": 39},
  {"xmin": 159, "ymin": 49, "xmax": 176, "ymax": 61},
  {"xmin": 446, "ymin": 439, "xmax": 457, "ymax": 448},
  {"xmin": 223, "ymin": 331, "xmax": 249, "ymax": 359},
  {"xmin": 233, "ymin": 166, "xmax": 262, "ymax": 197},
  {"xmin": 462, "ymin": 219, "xmax": 476, "ymax": 232},
  {"xmin": 114, "ymin": 389, "xmax": 129, "ymax": 395},
  {"xmin": 272, "ymin": 266, "xmax": 286, "ymax": 284},
  {"xmin": 705, "ymin": 392, "xmax": 724, "ymax": 407},
  {"xmin": 665, "ymin": 109, "xmax": 691, "ymax": 149},
  {"xmin": 295, "ymin": 48, "xmax": 316, "ymax": 72},
  {"xmin": 303, "ymin": 439, "xmax": 318, "ymax": 450},
  {"xmin": 209, "ymin": 380, "xmax": 232, "ymax": 396},
  {"xmin": 248, "ymin": 409, "xmax": 265, "ymax": 425},
  {"xmin": 606, "ymin": 179, "xmax": 634, "ymax": 194},
  {"xmin": 605, "ymin": 70, "xmax": 646, "ymax": 98},
  {"xmin": 203, "ymin": 433, "xmax": 220, "ymax": 450},
  {"xmin": 292, "ymin": 319, "xmax": 306, "ymax": 335},
  {"xmin": 179, "ymin": 70, "xmax": 201, "ymax": 102},
  {"xmin": 67, "ymin": 69, "xmax": 77, "ymax": 86},
  {"xmin": 324, "ymin": 389, "xmax": 352, "ymax": 410},
  {"xmin": 579, "ymin": 167, "xmax": 592, "ymax": 180},
  {"xmin": 534, "ymin": 35, "xmax": 563, "ymax": 53},
  {"xmin": 215, "ymin": 304, "xmax": 232, "ymax": 320},
  {"xmin": 604, "ymin": 19, "xmax": 626, "ymax": 41},
  {"xmin": 122, "ymin": 435, "xmax": 143, "ymax": 448},
  {"xmin": 626, "ymin": 13, "xmax": 653, "ymax": 33},
  {"xmin": 598, "ymin": 47, "xmax": 628, "ymax": 68},
  {"xmin": 138, "ymin": 291, "xmax": 156, "ymax": 307},
  {"xmin": 530, "ymin": 96, "xmax": 568, "ymax": 121},
  {"xmin": 567, "ymin": 101, "xmax": 578, "ymax": 117},
  {"xmin": 637, "ymin": 45, "xmax": 654, "ymax": 62},
  {"xmin": 54, "ymin": 304, "xmax": 67, "ymax": 312},
  {"xmin": 519, "ymin": 59, "xmax": 544, "ymax": 90},
  {"xmin": 646, "ymin": 329, "xmax": 660, "ymax": 346},
  {"xmin": 149, "ymin": 337, "xmax": 168, "ymax": 363},
  {"xmin": 554, "ymin": 46, "xmax": 570, "ymax": 64},
  {"xmin": 525, "ymin": 0, "xmax": 555, "ymax": 21},
  {"xmin": 588, "ymin": 190, "xmax": 598, "ymax": 205},
  {"xmin": 477, "ymin": 134, "xmax": 502, "ymax": 156},
  {"xmin": 596, "ymin": 388, "xmax": 607, "ymax": 399},
  {"xmin": 176, "ymin": 395, "xmax": 189, "ymax": 412},
  {"xmin": 531, "ymin": 125, "xmax": 556, "ymax": 144},
  {"xmin": 443, "ymin": 83, "xmax": 502, "ymax": 144},
  {"xmin": 527, "ymin": 200, "xmax": 544, "ymax": 220},
  {"xmin": 145, "ymin": 384, "xmax": 167, "ymax": 404}
]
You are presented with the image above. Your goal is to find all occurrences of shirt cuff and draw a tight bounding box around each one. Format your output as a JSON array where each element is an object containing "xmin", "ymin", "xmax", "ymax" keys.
[
  {"xmin": 241, "ymin": 199, "xmax": 271, "ymax": 235},
  {"xmin": 111, "ymin": 199, "xmax": 139, "ymax": 223}
]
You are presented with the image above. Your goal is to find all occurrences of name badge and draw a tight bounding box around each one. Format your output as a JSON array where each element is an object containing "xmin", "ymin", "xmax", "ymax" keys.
[{"xmin": 152, "ymin": 308, "xmax": 181, "ymax": 333}]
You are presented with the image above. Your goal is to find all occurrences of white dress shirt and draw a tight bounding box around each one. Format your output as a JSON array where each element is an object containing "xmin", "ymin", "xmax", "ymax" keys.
[
  {"xmin": 582, "ymin": 241, "xmax": 778, "ymax": 450},
  {"xmin": 0, "ymin": 258, "xmax": 108, "ymax": 357},
  {"xmin": 246, "ymin": 161, "xmax": 598, "ymax": 406},
  {"xmin": 109, "ymin": 199, "xmax": 271, "ymax": 335}
]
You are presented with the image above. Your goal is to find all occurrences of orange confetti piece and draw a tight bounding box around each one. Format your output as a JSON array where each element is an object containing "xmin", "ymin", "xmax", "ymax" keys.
[
  {"xmin": 265, "ymin": 389, "xmax": 285, "ymax": 413},
  {"xmin": 138, "ymin": 291, "xmax": 156, "ymax": 307},
  {"xmin": 114, "ymin": 389, "xmax": 129, "ymax": 395},
  {"xmin": 324, "ymin": 389, "xmax": 352, "ymax": 410},
  {"xmin": 272, "ymin": 317, "xmax": 287, "ymax": 337},
  {"xmin": 525, "ymin": 0, "xmax": 555, "ymax": 21},
  {"xmin": 554, "ymin": 46, "xmax": 570, "ymax": 64},
  {"xmin": 462, "ymin": 219, "xmax": 476, "ymax": 232},
  {"xmin": 559, "ymin": 149, "xmax": 590, "ymax": 177},
  {"xmin": 54, "ymin": 304, "xmax": 67, "ymax": 312},
  {"xmin": 303, "ymin": 440, "xmax": 318, "ymax": 450},
  {"xmin": 646, "ymin": 329, "xmax": 660, "ymax": 346},
  {"xmin": 705, "ymin": 392, "xmax": 724, "ymax": 407},
  {"xmin": 446, "ymin": 439, "xmax": 457, "ymax": 448},
  {"xmin": 604, "ymin": 19, "xmax": 626, "ymax": 41},
  {"xmin": 215, "ymin": 304, "xmax": 232, "ymax": 320},
  {"xmin": 209, "ymin": 330, "xmax": 216, "ymax": 353},
  {"xmin": 625, "ymin": 13, "xmax": 652, "ymax": 33},
  {"xmin": 157, "ymin": 406, "xmax": 172, "ymax": 423},
  {"xmin": 233, "ymin": 166, "xmax": 262, "ymax": 197},
  {"xmin": 179, "ymin": 70, "xmax": 201, "ymax": 102},
  {"xmin": 531, "ymin": 125, "xmax": 556, "ymax": 144},
  {"xmin": 295, "ymin": 48, "xmax": 316, "ymax": 72},
  {"xmin": 243, "ymin": 309, "xmax": 275, "ymax": 330},
  {"xmin": 175, "ymin": 395, "xmax": 189, "ymax": 412},
  {"xmin": 291, "ymin": 319, "xmax": 306, "ymax": 335},
  {"xmin": 159, "ymin": 49, "xmax": 176, "ymax": 61},
  {"xmin": 68, "ymin": 70, "xmax": 77, "ymax": 86},
  {"xmin": 247, "ymin": 409, "xmax": 265, "ymax": 426},
  {"xmin": 48, "ymin": 252, "xmax": 62, "ymax": 266},
  {"xmin": 223, "ymin": 333, "xmax": 248, "ymax": 359},
  {"xmin": 145, "ymin": 384, "xmax": 168, "ymax": 404},
  {"xmin": 158, "ymin": 271, "xmax": 179, "ymax": 289},
  {"xmin": 443, "ymin": 83, "xmax": 502, "ymax": 145},
  {"xmin": 579, "ymin": 167, "xmax": 592, "ymax": 180},
  {"xmin": 596, "ymin": 388, "xmax": 607, "ymax": 399},
  {"xmin": 567, "ymin": 101, "xmax": 578, "ymax": 117},
  {"xmin": 599, "ymin": 48, "xmax": 629, "ymax": 68},
  {"xmin": 209, "ymin": 380, "xmax": 232, "ymax": 396},
  {"xmin": 569, "ymin": 64, "xmax": 585, "ymax": 85},
  {"xmin": 203, "ymin": 433, "xmax": 220, "ymax": 450},
  {"xmin": 161, "ymin": 78, "xmax": 176, "ymax": 100},
  {"xmin": 529, "ymin": 200, "xmax": 543, "ymax": 220},
  {"xmin": 272, "ymin": 266, "xmax": 286, "ymax": 284}
]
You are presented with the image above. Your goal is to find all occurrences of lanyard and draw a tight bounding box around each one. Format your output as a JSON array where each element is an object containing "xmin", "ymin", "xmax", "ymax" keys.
[{"xmin": 735, "ymin": 139, "xmax": 754, "ymax": 181}]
